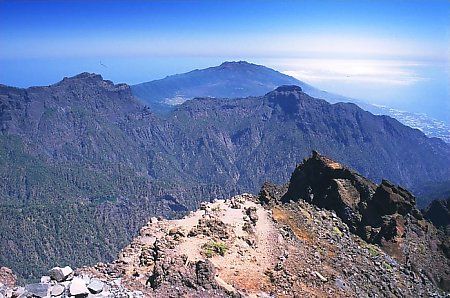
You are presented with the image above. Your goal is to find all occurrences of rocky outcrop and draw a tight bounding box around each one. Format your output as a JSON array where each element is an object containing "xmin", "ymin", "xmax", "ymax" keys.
[
  {"xmin": 258, "ymin": 181, "xmax": 288, "ymax": 206},
  {"xmin": 281, "ymin": 151, "xmax": 450, "ymax": 292},
  {"xmin": 282, "ymin": 151, "xmax": 374, "ymax": 230},
  {"xmin": 48, "ymin": 266, "xmax": 73, "ymax": 282},
  {"xmin": 281, "ymin": 151, "xmax": 424, "ymax": 243},
  {"xmin": 423, "ymin": 198, "xmax": 450, "ymax": 263},
  {"xmin": 0, "ymin": 267, "xmax": 16, "ymax": 288},
  {"xmin": 423, "ymin": 198, "xmax": 450, "ymax": 229}
]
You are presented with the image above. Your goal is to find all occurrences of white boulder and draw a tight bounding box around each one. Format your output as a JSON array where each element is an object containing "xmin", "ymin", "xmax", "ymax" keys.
[{"xmin": 69, "ymin": 278, "xmax": 89, "ymax": 296}]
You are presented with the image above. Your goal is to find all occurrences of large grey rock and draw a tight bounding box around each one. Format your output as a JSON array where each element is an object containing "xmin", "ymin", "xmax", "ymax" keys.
[
  {"xmin": 51, "ymin": 284, "xmax": 65, "ymax": 296},
  {"xmin": 49, "ymin": 266, "xmax": 73, "ymax": 282},
  {"xmin": 25, "ymin": 283, "xmax": 49, "ymax": 298},
  {"xmin": 69, "ymin": 278, "xmax": 89, "ymax": 296},
  {"xmin": 87, "ymin": 279, "xmax": 104, "ymax": 294}
]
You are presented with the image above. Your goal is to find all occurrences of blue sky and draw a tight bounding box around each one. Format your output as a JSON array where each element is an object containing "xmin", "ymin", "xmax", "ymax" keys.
[{"xmin": 0, "ymin": 0, "xmax": 449, "ymax": 121}]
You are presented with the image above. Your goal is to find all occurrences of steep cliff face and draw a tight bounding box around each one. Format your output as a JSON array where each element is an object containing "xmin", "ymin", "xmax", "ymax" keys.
[
  {"xmin": 281, "ymin": 151, "xmax": 422, "ymax": 241},
  {"xmin": 170, "ymin": 85, "xmax": 450, "ymax": 192},
  {"xmin": 423, "ymin": 198, "xmax": 450, "ymax": 260},
  {"xmin": 276, "ymin": 152, "xmax": 449, "ymax": 291},
  {"xmin": 423, "ymin": 198, "xmax": 450, "ymax": 229},
  {"xmin": 1, "ymin": 74, "xmax": 450, "ymax": 280}
]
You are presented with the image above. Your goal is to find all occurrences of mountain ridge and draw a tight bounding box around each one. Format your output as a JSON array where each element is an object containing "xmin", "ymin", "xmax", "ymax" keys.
[
  {"xmin": 131, "ymin": 61, "xmax": 450, "ymax": 142},
  {"xmin": 1, "ymin": 73, "xmax": 449, "ymax": 280}
]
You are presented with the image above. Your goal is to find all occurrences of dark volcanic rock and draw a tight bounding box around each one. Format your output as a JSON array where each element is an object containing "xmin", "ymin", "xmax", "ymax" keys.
[
  {"xmin": 279, "ymin": 151, "xmax": 450, "ymax": 291},
  {"xmin": 273, "ymin": 85, "xmax": 303, "ymax": 92},
  {"xmin": 370, "ymin": 180, "xmax": 416, "ymax": 216},
  {"xmin": 281, "ymin": 151, "xmax": 424, "ymax": 243},
  {"xmin": 147, "ymin": 254, "xmax": 229, "ymax": 297},
  {"xmin": 282, "ymin": 151, "xmax": 377, "ymax": 233},
  {"xmin": 245, "ymin": 206, "xmax": 258, "ymax": 224},
  {"xmin": 423, "ymin": 198, "xmax": 450, "ymax": 261},
  {"xmin": 195, "ymin": 260, "xmax": 217, "ymax": 289},
  {"xmin": 258, "ymin": 181, "xmax": 288, "ymax": 206},
  {"xmin": 423, "ymin": 198, "xmax": 450, "ymax": 229},
  {"xmin": 24, "ymin": 283, "xmax": 49, "ymax": 298},
  {"xmin": 189, "ymin": 218, "xmax": 230, "ymax": 240}
]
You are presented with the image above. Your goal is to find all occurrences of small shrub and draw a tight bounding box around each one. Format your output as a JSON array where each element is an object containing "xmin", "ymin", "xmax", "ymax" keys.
[
  {"xmin": 382, "ymin": 261, "xmax": 393, "ymax": 271},
  {"xmin": 332, "ymin": 226, "xmax": 343, "ymax": 237},
  {"xmin": 418, "ymin": 244, "xmax": 426, "ymax": 254},
  {"xmin": 365, "ymin": 244, "xmax": 380, "ymax": 257},
  {"xmin": 202, "ymin": 241, "xmax": 228, "ymax": 257},
  {"xmin": 210, "ymin": 205, "xmax": 222, "ymax": 213}
]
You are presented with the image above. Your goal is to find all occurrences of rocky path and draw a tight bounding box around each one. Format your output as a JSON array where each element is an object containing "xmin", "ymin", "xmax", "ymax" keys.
[{"xmin": 1, "ymin": 191, "xmax": 447, "ymax": 297}]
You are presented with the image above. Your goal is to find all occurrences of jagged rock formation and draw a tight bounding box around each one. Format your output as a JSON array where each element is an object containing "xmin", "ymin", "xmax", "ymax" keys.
[
  {"xmin": 276, "ymin": 152, "xmax": 450, "ymax": 292},
  {"xmin": 281, "ymin": 151, "xmax": 423, "ymax": 243},
  {"xmin": 423, "ymin": 198, "xmax": 450, "ymax": 260},
  {"xmin": 2, "ymin": 154, "xmax": 449, "ymax": 297},
  {"xmin": 2, "ymin": 74, "xmax": 450, "ymax": 280},
  {"xmin": 424, "ymin": 198, "xmax": 450, "ymax": 229}
]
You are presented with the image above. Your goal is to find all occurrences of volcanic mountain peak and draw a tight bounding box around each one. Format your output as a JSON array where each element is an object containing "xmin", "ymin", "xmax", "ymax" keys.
[
  {"xmin": 59, "ymin": 72, "xmax": 104, "ymax": 84},
  {"xmin": 272, "ymin": 85, "xmax": 303, "ymax": 93},
  {"xmin": 55, "ymin": 72, "xmax": 129, "ymax": 92},
  {"xmin": 218, "ymin": 60, "xmax": 260, "ymax": 69},
  {"xmin": 130, "ymin": 61, "xmax": 303, "ymax": 114},
  {"xmin": 129, "ymin": 61, "xmax": 450, "ymax": 142}
]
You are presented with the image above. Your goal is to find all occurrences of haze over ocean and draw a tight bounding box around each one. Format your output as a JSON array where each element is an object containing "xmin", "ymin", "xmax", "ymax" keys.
[{"xmin": 0, "ymin": 0, "xmax": 448, "ymax": 122}]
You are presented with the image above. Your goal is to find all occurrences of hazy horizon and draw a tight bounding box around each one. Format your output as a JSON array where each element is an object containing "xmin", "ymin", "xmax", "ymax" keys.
[{"xmin": 1, "ymin": 0, "xmax": 448, "ymax": 122}]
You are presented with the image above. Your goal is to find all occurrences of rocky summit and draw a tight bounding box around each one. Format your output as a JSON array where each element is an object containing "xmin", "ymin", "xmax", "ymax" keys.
[{"xmin": 1, "ymin": 153, "xmax": 448, "ymax": 297}]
